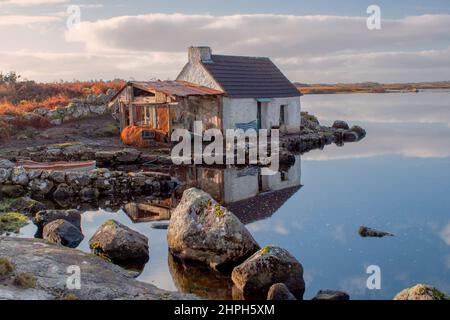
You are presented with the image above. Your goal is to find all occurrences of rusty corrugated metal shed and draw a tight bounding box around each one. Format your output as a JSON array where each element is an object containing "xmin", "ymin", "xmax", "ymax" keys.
[{"xmin": 131, "ymin": 80, "xmax": 223, "ymax": 97}]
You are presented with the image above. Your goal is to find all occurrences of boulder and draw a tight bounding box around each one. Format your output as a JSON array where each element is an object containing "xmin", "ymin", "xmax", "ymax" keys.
[
  {"xmin": 11, "ymin": 167, "xmax": 29, "ymax": 186},
  {"xmin": 394, "ymin": 284, "xmax": 449, "ymax": 300},
  {"xmin": 312, "ymin": 289, "xmax": 350, "ymax": 300},
  {"xmin": 3, "ymin": 197, "xmax": 46, "ymax": 217},
  {"xmin": 332, "ymin": 120, "xmax": 350, "ymax": 130},
  {"xmin": 350, "ymin": 125, "xmax": 366, "ymax": 140},
  {"xmin": 0, "ymin": 185, "xmax": 25, "ymax": 198},
  {"xmin": 95, "ymin": 151, "xmax": 116, "ymax": 163},
  {"xmin": 231, "ymin": 246, "xmax": 305, "ymax": 299},
  {"xmin": 0, "ymin": 168, "xmax": 12, "ymax": 183},
  {"xmin": 89, "ymin": 219, "xmax": 149, "ymax": 266},
  {"xmin": 28, "ymin": 179, "xmax": 54, "ymax": 195},
  {"xmin": 167, "ymin": 188, "xmax": 260, "ymax": 271},
  {"xmin": 43, "ymin": 219, "xmax": 84, "ymax": 248},
  {"xmin": 27, "ymin": 170, "xmax": 42, "ymax": 180},
  {"xmin": 52, "ymin": 183, "xmax": 75, "ymax": 200},
  {"xmin": 267, "ymin": 283, "xmax": 296, "ymax": 300},
  {"xmin": 343, "ymin": 131, "xmax": 359, "ymax": 142},
  {"xmin": 116, "ymin": 149, "xmax": 142, "ymax": 163},
  {"xmin": 33, "ymin": 209, "xmax": 81, "ymax": 233}
]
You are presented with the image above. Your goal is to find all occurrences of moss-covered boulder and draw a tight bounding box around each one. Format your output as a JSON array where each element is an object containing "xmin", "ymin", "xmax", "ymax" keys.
[
  {"xmin": 394, "ymin": 284, "xmax": 449, "ymax": 300},
  {"xmin": 89, "ymin": 219, "xmax": 149, "ymax": 267},
  {"xmin": 167, "ymin": 188, "xmax": 260, "ymax": 271}
]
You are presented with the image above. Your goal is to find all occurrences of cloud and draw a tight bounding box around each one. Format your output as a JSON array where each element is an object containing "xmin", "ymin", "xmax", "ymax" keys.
[
  {"xmin": 3, "ymin": 12, "xmax": 450, "ymax": 82},
  {"xmin": 65, "ymin": 13, "xmax": 450, "ymax": 56},
  {"xmin": 440, "ymin": 223, "xmax": 450, "ymax": 246},
  {"xmin": 0, "ymin": 51, "xmax": 185, "ymax": 81},
  {"xmin": 0, "ymin": 14, "xmax": 61, "ymax": 26},
  {"xmin": 0, "ymin": 0, "xmax": 69, "ymax": 6}
]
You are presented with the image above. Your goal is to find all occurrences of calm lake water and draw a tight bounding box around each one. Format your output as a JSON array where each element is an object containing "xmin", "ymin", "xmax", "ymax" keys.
[{"xmin": 18, "ymin": 91, "xmax": 450, "ymax": 300}]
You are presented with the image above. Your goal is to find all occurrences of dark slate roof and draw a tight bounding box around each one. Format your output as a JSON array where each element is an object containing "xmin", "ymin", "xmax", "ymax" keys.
[{"xmin": 202, "ymin": 54, "xmax": 301, "ymax": 99}]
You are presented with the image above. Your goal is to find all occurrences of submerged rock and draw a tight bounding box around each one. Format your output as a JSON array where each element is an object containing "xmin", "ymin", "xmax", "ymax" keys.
[
  {"xmin": 231, "ymin": 246, "xmax": 305, "ymax": 300},
  {"xmin": 43, "ymin": 219, "xmax": 84, "ymax": 248},
  {"xmin": 312, "ymin": 289, "xmax": 350, "ymax": 300},
  {"xmin": 167, "ymin": 188, "xmax": 260, "ymax": 271},
  {"xmin": 89, "ymin": 219, "xmax": 149, "ymax": 267},
  {"xmin": 394, "ymin": 284, "xmax": 449, "ymax": 300},
  {"xmin": 358, "ymin": 226, "xmax": 394, "ymax": 238},
  {"xmin": 267, "ymin": 283, "xmax": 296, "ymax": 300}
]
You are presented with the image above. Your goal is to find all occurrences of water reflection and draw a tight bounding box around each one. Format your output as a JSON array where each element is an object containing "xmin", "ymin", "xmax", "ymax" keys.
[
  {"xmin": 168, "ymin": 254, "xmax": 234, "ymax": 300},
  {"xmin": 124, "ymin": 155, "xmax": 302, "ymax": 224}
]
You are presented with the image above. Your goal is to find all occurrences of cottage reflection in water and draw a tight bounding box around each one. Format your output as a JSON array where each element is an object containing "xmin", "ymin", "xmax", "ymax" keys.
[{"xmin": 123, "ymin": 155, "xmax": 302, "ymax": 225}]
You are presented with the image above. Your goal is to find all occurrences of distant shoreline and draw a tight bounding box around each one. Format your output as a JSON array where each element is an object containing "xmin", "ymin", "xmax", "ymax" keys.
[{"xmin": 296, "ymin": 81, "xmax": 450, "ymax": 95}]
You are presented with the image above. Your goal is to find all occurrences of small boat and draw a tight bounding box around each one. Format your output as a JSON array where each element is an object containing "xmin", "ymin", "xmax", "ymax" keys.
[{"xmin": 17, "ymin": 160, "xmax": 96, "ymax": 172}]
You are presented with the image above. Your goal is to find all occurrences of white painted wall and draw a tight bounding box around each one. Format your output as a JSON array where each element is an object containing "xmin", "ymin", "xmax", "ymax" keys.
[
  {"xmin": 261, "ymin": 155, "xmax": 301, "ymax": 191},
  {"xmin": 223, "ymin": 169, "xmax": 259, "ymax": 203},
  {"xmin": 222, "ymin": 97, "xmax": 301, "ymax": 133}
]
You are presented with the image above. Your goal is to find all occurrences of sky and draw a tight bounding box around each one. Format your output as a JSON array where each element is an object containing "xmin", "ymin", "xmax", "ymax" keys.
[{"xmin": 0, "ymin": 0, "xmax": 449, "ymax": 83}]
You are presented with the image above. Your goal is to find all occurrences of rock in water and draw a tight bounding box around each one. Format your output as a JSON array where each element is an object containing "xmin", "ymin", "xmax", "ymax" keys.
[
  {"xmin": 1, "ymin": 197, "xmax": 46, "ymax": 217},
  {"xmin": 167, "ymin": 188, "xmax": 260, "ymax": 271},
  {"xmin": 394, "ymin": 284, "xmax": 449, "ymax": 300},
  {"xmin": 43, "ymin": 219, "xmax": 84, "ymax": 248},
  {"xmin": 312, "ymin": 289, "xmax": 350, "ymax": 300},
  {"xmin": 350, "ymin": 125, "xmax": 366, "ymax": 140},
  {"xmin": 231, "ymin": 246, "xmax": 305, "ymax": 299},
  {"xmin": 332, "ymin": 120, "xmax": 350, "ymax": 130},
  {"xmin": 33, "ymin": 209, "xmax": 81, "ymax": 233},
  {"xmin": 89, "ymin": 219, "xmax": 149, "ymax": 267},
  {"xmin": 267, "ymin": 283, "xmax": 296, "ymax": 300},
  {"xmin": 358, "ymin": 226, "xmax": 394, "ymax": 238}
]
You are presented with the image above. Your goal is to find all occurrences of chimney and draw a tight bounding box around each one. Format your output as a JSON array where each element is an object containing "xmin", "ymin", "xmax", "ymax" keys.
[{"xmin": 188, "ymin": 46, "xmax": 212, "ymax": 63}]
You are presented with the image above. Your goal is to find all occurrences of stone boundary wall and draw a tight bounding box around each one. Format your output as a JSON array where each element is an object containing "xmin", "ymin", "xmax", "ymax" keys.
[
  {"xmin": 0, "ymin": 165, "xmax": 178, "ymax": 202},
  {"xmin": 0, "ymin": 90, "xmax": 116, "ymax": 126}
]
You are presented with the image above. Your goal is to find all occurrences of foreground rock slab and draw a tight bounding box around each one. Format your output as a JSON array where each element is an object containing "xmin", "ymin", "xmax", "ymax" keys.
[
  {"xmin": 394, "ymin": 284, "xmax": 449, "ymax": 300},
  {"xmin": 0, "ymin": 237, "xmax": 194, "ymax": 300},
  {"xmin": 167, "ymin": 188, "xmax": 260, "ymax": 271},
  {"xmin": 231, "ymin": 246, "xmax": 305, "ymax": 299}
]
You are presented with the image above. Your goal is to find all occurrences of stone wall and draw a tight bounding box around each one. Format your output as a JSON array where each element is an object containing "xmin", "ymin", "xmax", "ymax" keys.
[
  {"xmin": 0, "ymin": 90, "xmax": 117, "ymax": 126},
  {"xmin": 0, "ymin": 162, "xmax": 178, "ymax": 202}
]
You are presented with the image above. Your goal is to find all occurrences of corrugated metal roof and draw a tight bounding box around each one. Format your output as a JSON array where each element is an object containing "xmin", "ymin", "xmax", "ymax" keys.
[
  {"xmin": 201, "ymin": 55, "xmax": 301, "ymax": 99},
  {"xmin": 131, "ymin": 80, "xmax": 223, "ymax": 97}
]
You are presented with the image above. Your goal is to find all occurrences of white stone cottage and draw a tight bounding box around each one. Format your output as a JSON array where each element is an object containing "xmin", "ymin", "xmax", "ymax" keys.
[
  {"xmin": 177, "ymin": 46, "xmax": 302, "ymax": 133},
  {"xmin": 110, "ymin": 46, "xmax": 301, "ymax": 144}
]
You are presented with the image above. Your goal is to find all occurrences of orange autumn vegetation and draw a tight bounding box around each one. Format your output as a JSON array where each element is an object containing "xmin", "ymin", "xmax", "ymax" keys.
[
  {"xmin": 121, "ymin": 126, "xmax": 152, "ymax": 148},
  {"xmin": 0, "ymin": 79, "xmax": 125, "ymax": 139}
]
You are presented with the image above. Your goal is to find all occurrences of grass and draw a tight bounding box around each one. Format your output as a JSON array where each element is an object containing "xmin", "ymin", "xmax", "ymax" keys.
[
  {"xmin": 0, "ymin": 257, "xmax": 16, "ymax": 276},
  {"xmin": 14, "ymin": 272, "xmax": 37, "ymax": 288},
  {"xmin": 0, "ymin": 211, "xmax": 29, "ymax": 234}
]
